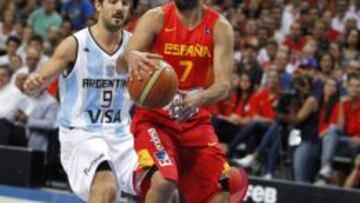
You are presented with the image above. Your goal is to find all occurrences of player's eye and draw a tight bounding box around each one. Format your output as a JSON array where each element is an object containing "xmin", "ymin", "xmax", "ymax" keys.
[{"xmin": 122, "ymin": 0, "xmax": 129, "ymax": 6}]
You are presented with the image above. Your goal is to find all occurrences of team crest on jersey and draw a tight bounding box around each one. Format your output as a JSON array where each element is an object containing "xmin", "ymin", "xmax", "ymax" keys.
[
  {"xmin": 204, "ymin": 27, "xmax": 212, "ymax": 35},
  {"xmin": 154, "ymin": 150, "xmax": 172, "ymax": 166}
]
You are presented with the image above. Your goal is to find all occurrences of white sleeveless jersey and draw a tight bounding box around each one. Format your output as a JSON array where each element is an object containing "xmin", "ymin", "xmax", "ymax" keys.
[{"xmin": 59, "ymin": 28, "xmax": 132, "ymax": 135}]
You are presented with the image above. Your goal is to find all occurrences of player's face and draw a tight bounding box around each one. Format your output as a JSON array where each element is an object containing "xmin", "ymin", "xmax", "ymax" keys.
[
  {"xmin": 174, "ymin": 0, "xmax": 199, "ymax": 11},
  {"xmin": 96, "ymin": 0, "xmax": 131, "ymax": 32}
]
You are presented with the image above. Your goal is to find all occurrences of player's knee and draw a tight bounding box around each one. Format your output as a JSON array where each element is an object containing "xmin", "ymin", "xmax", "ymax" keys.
[
  {"xmin": 151, "ymin": 171, "xmax": 177, "ymax": 194},
  {"xmin": 90, "ymin": 181, "xmax": 117, "ymax": 202},
  {"xmin": 90, "ymin": 163, "xmax": 118, "ymax": 202},
  {"xmin": 219, "ymin": 167, "xmax": 249, "ymax": 203}
]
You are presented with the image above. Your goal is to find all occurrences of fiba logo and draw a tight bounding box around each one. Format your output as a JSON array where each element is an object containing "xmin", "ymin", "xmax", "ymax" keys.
[
  {"xmin": 244, "ymin": 184, "xmax": 278, "ymax": 203},
  {"xmin": 204, "ymin": 27, "xmax": 211, "ymax": 35}
]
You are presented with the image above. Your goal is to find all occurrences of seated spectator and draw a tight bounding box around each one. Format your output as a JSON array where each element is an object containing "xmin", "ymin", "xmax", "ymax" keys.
[
  {"xmin": 312, "ymin": 20, "xmax": 331, "ymax": 52},
  {"xmin": 17, "ymin": 25, "xmax": 34, "ymax": 57},
  {"xmin": 19, "ymin": 35, "xmax": 48, "ymax": 67},
  {"xmin": 15, "ymin": 76, "xmax": 59, "ymax": 152},
  {"xmin": 0, "ymin": 9, "xmax": 17, "ymax": 51},
  {"xmin": 347, "ymin": 60, "xmax": 360, "ymax": 76},
  {"xmin": 331, "ymin": 0, "xmax": 358, "ymax": 33},
  {"xmin": 12, "ymin": 46, "xmax": 41, "ymax": 83},
  {"xmin": 342, "ymin": 29, "xmax": 360, "ymax": 66},
  {"xmin": 257, "ymin": 40, "xmax": 278, "ymax": 70},
  {"xmin": 236, "ymin": 76, "xmax": 320, "ymax": 182},
  {"xmin": 61, "ymin": 0, "xmax": 94, "ymax": 30},
  {"xmin": 0, "ymin": 36, "xmax": 21, "ymax": 66},
  {"xmin": 297, "ymin": 52, "xmax": 335, "ymax": 98},
  {"xmin": 316, "ymin": 74, "xmax": 360, "ymax": 185},
  {"xmin": 27, "ymin": 0, "xmax": 62, "ymax": 38},
  {"xmin": 321, "ymin": 10, "xmax": 341, "ymax": 43},
  {"xmin": 0, "ymin": 66, "xmax": 28, "ymax": 146},
  {"xmin": 318, "ymin": 78, "xmax": 340, "ymax": 138},
  {"xmin": 9, "ymin": 54, "xmax": 23, "ymax": 72},
  {"xmin": 229, "ymin": 69, "xmax": 280, "ymax": 158},
  {"xmin": 238, "ymin": 44, "xmax": 263, "ymax": 87},
  {"xmin": 283, "ymin": 21, "xmax": 308, "ymax": 54},
  {"xmin": 212, "ymin": 72, "xmax": 254, "ymax": 144},
  {"xmin": 44, "ymin": 26, "xmax": 61, "ymax": 56},
  {"xmin": 261, "ymin": 50, "xmax": 293, "ymax": 91},
  {"xmin": 60, "ymin": 18, "xmax": 74, "ymax": 38}
]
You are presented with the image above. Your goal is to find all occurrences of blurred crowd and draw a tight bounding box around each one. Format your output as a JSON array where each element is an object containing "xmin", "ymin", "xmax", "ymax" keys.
[{"xmin": 0, "ymin": 0, "xmax": 359, "ymax": 191}]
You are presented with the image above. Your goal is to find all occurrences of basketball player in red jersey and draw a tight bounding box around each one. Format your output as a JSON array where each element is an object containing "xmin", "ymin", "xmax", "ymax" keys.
[{"xmin": 122, "ymin": 1, "xmax": 248, "ymax": 202}]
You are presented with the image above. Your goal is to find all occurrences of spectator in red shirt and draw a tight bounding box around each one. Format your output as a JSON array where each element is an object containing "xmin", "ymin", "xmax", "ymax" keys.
[
  {"xmin": 283, "ymin": 21, "xmax": 308, "ymax": 53},
  {"xmin": 228, "ymin": 69, "xmax": 280, "ymax": 157},
  {"xmin": 212, "ymin": 72, "xmax": 254, "ymax": 144},
  {"xmin": 316, "ymin": 74, "xmax": 360, "ymax": 184}
]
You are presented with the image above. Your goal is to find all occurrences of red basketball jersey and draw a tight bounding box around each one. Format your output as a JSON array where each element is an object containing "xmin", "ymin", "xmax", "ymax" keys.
[
  {"xmin": 133, "ymin": 2, "xmax": 220, "ymax": 131},
  {"xmin": 153, "ymin": 2, "xmax": 219, "ymax": 89}
]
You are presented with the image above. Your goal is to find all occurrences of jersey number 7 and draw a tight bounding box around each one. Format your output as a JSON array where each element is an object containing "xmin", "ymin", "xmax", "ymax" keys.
[{"xmin": 179, "ymin": 60, "xmax": 193, "ymax": 82}]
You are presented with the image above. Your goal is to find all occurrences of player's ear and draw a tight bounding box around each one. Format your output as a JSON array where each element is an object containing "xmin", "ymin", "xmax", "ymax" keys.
[{"xmin": 94, "ymin": 0, "xmax": 102, "ymax": 13}]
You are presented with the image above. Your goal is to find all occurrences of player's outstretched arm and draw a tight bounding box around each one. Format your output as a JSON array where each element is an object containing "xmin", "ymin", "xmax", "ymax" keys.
[
  {"xmin": 118, "ymin": 8, "xmax": 164, "ymax": 79},
  {"xmin": 182, "ymin": 16, "xmax": 234, "ymax": 109},
  {"xmin": 23, "ymin": 36, "xmax": 77, "ymax": 96}
]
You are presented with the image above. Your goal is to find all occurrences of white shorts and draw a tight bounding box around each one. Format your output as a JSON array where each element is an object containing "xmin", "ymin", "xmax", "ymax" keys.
[{"xmin": 59, "ymin": 127, "xmax": 138, "ymax": 201}]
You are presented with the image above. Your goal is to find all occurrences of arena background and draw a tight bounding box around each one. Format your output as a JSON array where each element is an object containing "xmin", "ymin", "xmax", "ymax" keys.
[{"xmin": 0, "ymin": 0, "xmax": 360, "ymax": 202}]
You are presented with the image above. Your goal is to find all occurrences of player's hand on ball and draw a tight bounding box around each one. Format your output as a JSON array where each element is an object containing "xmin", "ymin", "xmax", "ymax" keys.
[
  {"xmin": 176, "ymin": 90, "xmax": 202, "ymax": 123},
  {"xmin": 23, "ymin": 73, "xmax": 46, "ymax": 96},
  {"xmin": 126, "ymin": 50, "xmax": 163, "ymax": 81}
]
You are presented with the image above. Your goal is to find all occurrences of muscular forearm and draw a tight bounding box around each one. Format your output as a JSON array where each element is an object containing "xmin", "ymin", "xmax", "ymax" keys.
[{"xmin": 200, "ymin": 81, "xmax": 231, "ymax": 106}]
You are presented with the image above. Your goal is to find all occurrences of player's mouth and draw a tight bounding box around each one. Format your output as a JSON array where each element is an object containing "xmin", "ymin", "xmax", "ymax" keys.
[{"xmin": 113, "ymin": 13, "xmax": 124, "ymax": 20}]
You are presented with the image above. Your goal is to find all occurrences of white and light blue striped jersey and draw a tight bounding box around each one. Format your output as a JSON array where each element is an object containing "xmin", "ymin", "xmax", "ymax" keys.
[{"xmin": 58, "ymin": 27, "xmax": 133, "ymax": 135}]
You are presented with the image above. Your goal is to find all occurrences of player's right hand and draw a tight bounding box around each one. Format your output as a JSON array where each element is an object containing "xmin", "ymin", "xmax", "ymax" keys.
[
  {"xmin": 23, "ymin": 73, "xmax": 46, "ymax": 96},
  {"xmin": 126, "ymin": 50, "xmax": 163, "ymax": 81}
]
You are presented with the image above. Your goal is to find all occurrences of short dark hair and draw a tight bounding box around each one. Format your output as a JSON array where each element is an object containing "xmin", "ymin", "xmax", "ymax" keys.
[
  {"xmin": 29, "ymin": 35, "xmax": 44, "ymax": 45},
  {"xmin": 0, "ymin": 65, "xmax": 13, "ymax": 76},
  {"xmin": 95, "ymin": 0, "xmax": 138, "ymax": 11},
  {"xmin": 6, "ymin": 36, "xmax": 21, "ymax": 47}
]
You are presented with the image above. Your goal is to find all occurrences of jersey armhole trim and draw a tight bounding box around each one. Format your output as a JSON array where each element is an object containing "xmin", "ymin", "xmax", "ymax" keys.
[{"xmin": 61, "ymin": 35, "xmax": 78, "ymax": 79}]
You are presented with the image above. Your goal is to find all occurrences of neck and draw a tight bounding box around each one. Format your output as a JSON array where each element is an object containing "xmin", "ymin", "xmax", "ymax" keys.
[
  {"xmin": 92, "ymin": 23, "xmax": 122, "ymax": 46},
  {"xmin": 44, "ymin": 10, "xmax": 52, "ymax": 15},
  {"xmin": 324, "ymin": 96, "xmax": 330, "ymax": 102},
  {"xmin": 269, "ymin": 86, "xmax": 278, "ymax": 94},
  {"xmin": 175, "ymin": 4, "xmax": 204, "ymax": 29},
  {"xmin": 242, "ymin": 91, "xmax": 249, "ymax": 99}
]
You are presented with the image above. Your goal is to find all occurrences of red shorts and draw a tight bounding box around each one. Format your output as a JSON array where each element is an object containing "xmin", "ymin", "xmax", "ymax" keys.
[{"xmin": 132, "ymin": 121, "xmax": 228, "ymax": 203}]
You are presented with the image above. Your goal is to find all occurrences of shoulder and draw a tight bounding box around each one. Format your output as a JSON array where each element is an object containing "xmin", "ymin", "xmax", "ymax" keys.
[
  {"xmin": 52, "ymin": 36, "xmax": 77, "ymax": 60},
  {"xmin": 53, "ymin": 12, "xmax": 63, "ymax": 20},
  {"xmin": 214, "ymin": 15, "xmax": 232, "ymax": 31},
  {"xmin": 136, "ymin": 7, "xmax": 164, "ymax": 33},
  {"xmin": 214, "ymin": 15, "xmax": 233, "ymax": 41},
  {"xmin": 143, "ymin": 7, "xmax": 164, "ymax": 23}
]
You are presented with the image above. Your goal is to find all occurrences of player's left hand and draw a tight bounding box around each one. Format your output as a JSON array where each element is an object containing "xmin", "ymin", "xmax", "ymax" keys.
[{"xmin": 177, "ymin": 90, "xmax": 203, "ymax": 122}]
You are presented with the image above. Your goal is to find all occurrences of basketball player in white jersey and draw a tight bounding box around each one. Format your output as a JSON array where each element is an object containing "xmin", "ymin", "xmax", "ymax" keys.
[{"xmin": 22, "ymin": 0, "xmax": 151, "ymax": 202}]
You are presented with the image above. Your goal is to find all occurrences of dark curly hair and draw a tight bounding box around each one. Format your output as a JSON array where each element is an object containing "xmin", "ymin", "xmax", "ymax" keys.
[{"xmin": 94, "ymin": 0, "xmax": 139, "ymax": 11}]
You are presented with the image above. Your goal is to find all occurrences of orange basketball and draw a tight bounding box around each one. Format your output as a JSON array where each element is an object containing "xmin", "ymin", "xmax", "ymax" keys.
[{"xmin": 127, "ymin": 59, "xmax": 179, "ymax": 109}]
